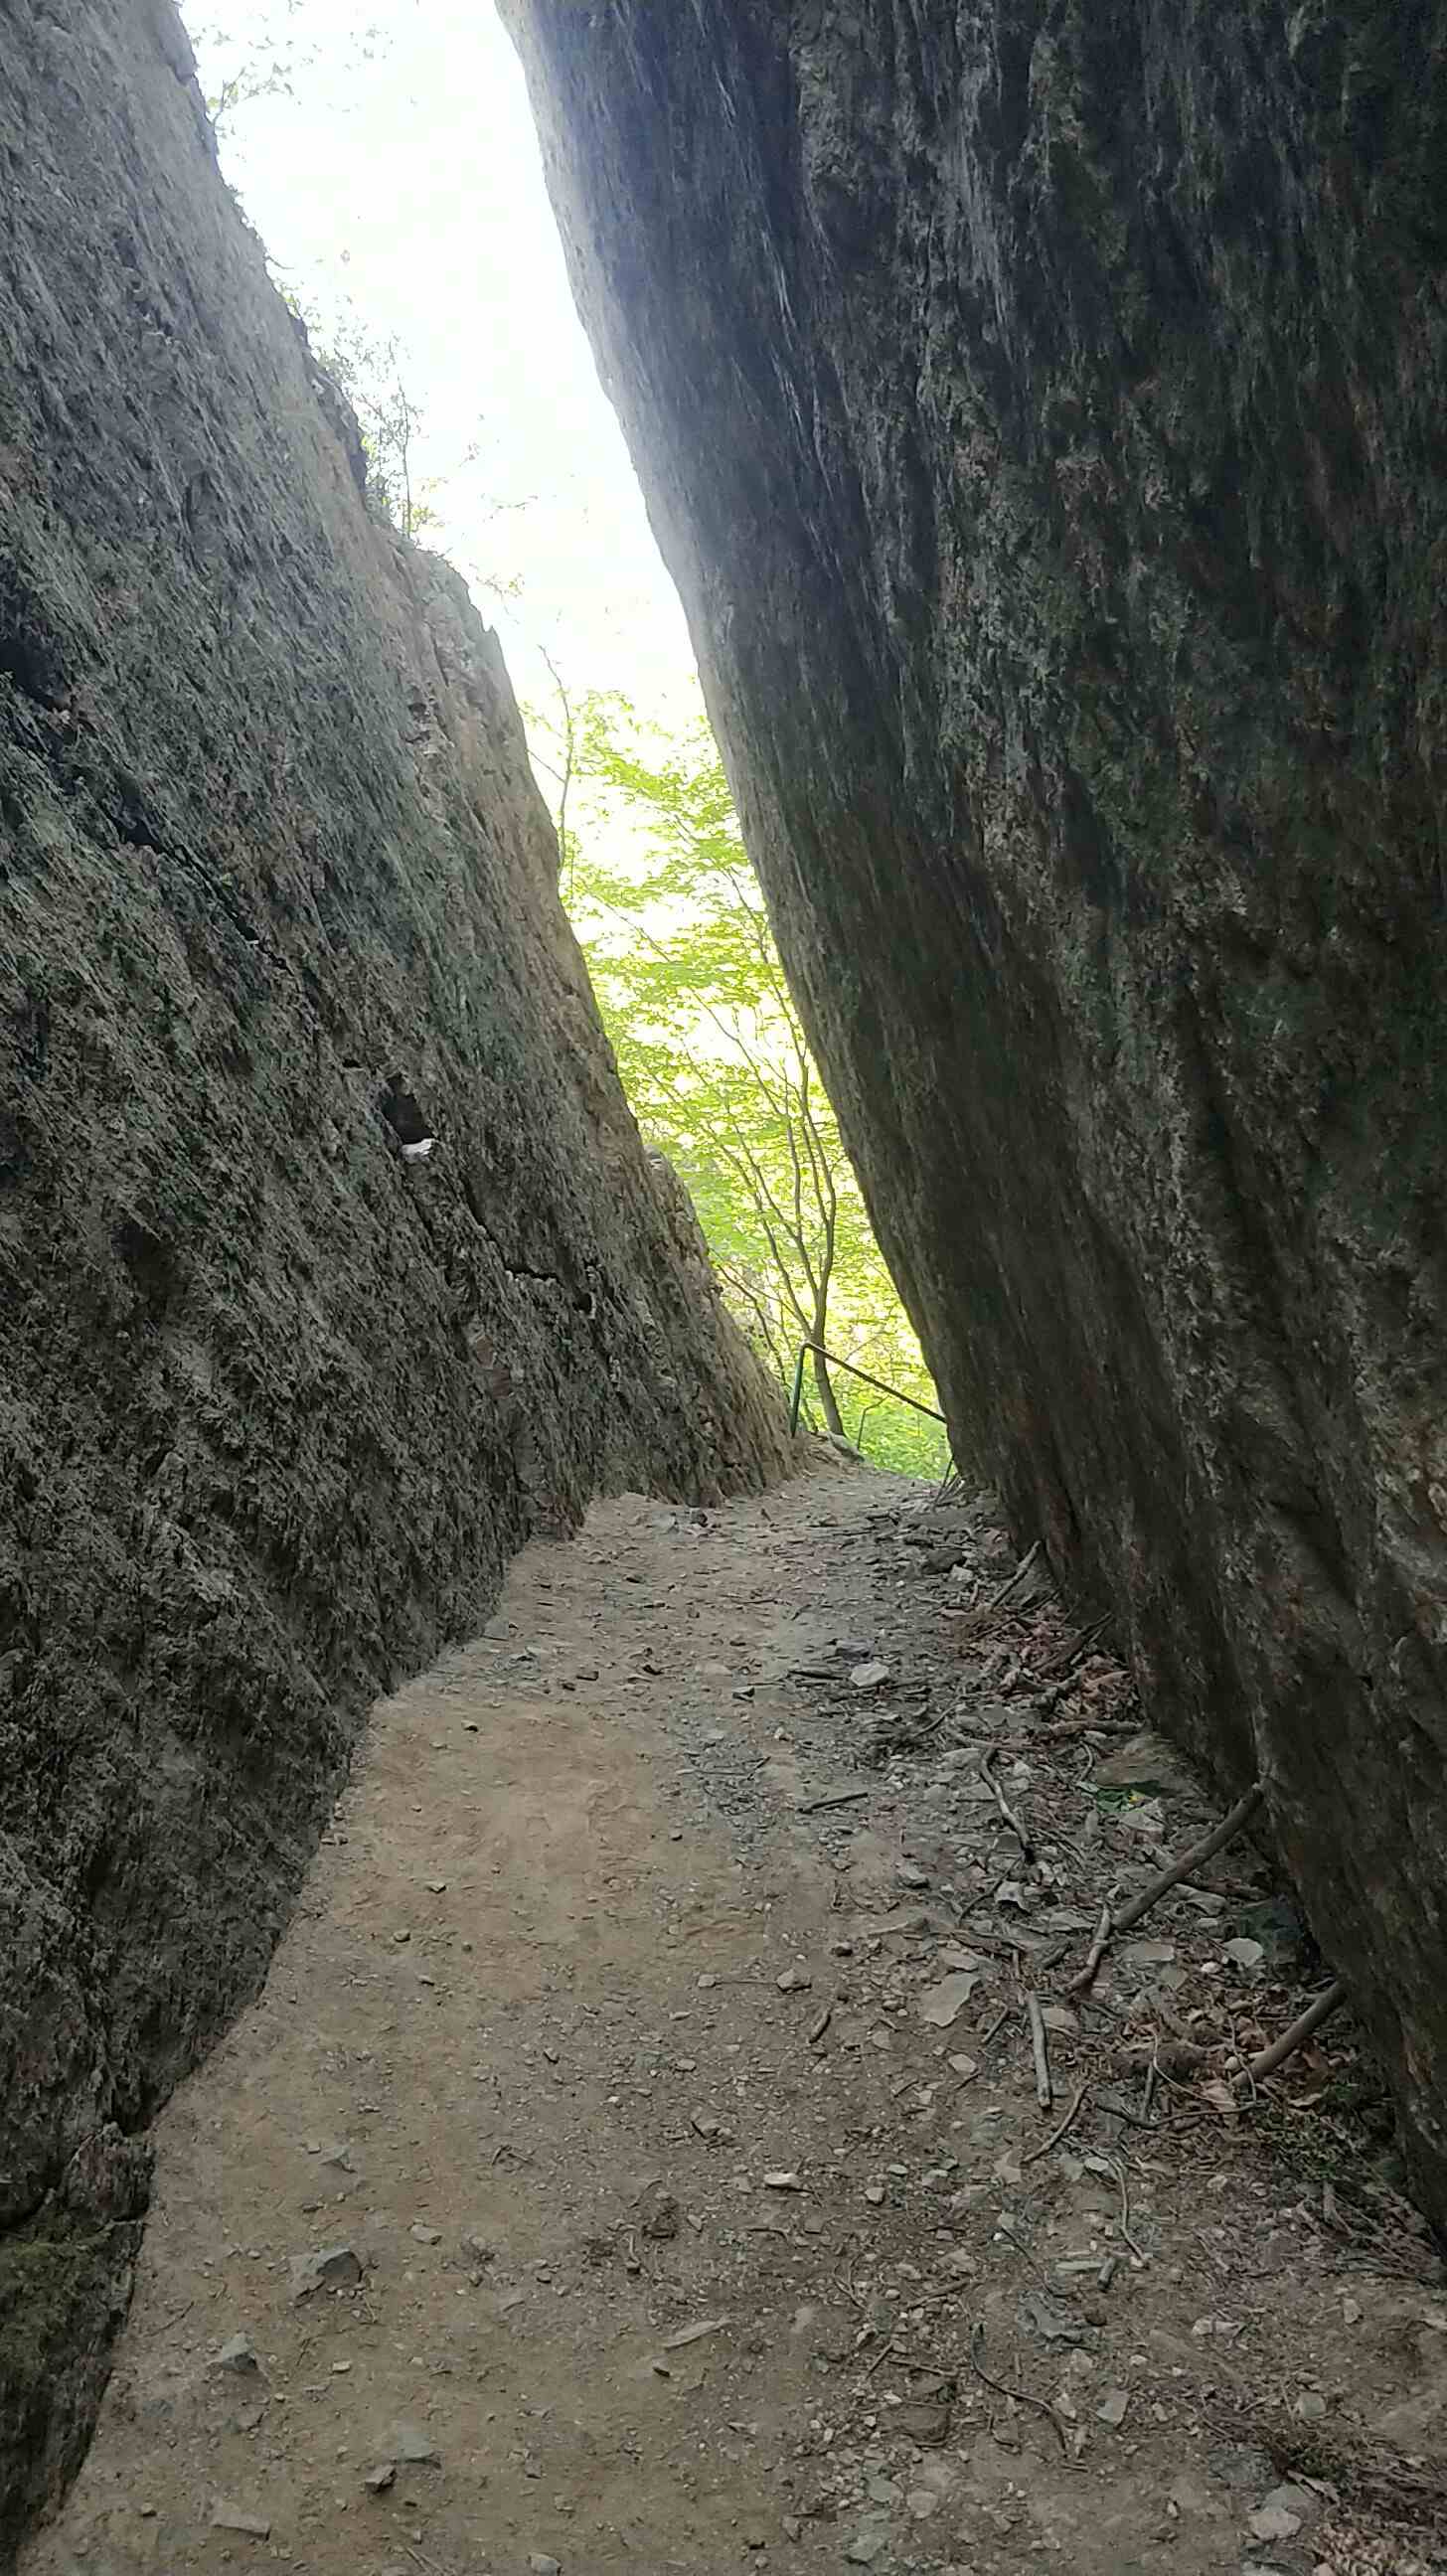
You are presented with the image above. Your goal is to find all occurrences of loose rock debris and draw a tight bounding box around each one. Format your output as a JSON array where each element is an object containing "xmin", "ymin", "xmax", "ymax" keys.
[{"xmin": 23, "ymin": 1471, "xmax": 1447, "ymax": 2576}]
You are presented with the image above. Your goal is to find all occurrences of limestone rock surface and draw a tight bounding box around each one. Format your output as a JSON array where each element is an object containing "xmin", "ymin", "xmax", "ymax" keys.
[{"xmin": 503, "ymin": 1, "xmax": 1447, "ymax": 2211}]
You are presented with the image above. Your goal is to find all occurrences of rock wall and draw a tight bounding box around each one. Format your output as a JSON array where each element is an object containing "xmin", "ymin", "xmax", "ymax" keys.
[
  {"xmin": 502, "ymin": 2, "xmax": 1447, "ymax": 2215},
  {"xmin": 0, "ymin": 1, "xmax": 789, "ymax": 2544}
]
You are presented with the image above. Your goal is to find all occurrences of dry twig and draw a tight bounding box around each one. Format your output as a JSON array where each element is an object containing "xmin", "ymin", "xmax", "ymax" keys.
[
  {"xmin": 981, "ymin": 1747, "xmax": 1035, "ymax": 1862},
  {"xmin": 1022, "ymin": 2080, "xmax": 1088, "ymax": 2167},
  {"xmin": 1066, "ymin": 1901, "xmax": 1114, "ymax": 1999},
  {"xmin": 1111, "ymin": 1785, "xmax": 1265, "ymax": 1935},
  {"xmin": 968, "ymin": 2321, "xmax": 1070, "ymax": 2456},
  {"xmin": 1027, "ymin": 1994, "xmax": 1052, "ymax": 2108},
  {"xmin": 1064, "ymin": 1784, "xmax": 1264, "ymax": 1996},
  {"xmin": 1110, "ymin": 2154, "xmax": 1149, "ymax": 2265},
  {"xmin": 1244, "ymin": 1978, "xmax": 1348, "ymax": 2082}
]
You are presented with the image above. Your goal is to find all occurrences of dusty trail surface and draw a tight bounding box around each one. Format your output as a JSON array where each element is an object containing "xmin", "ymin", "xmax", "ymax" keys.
[{"xmin": 26, "ymin": 1471, "xmax": 1447, "ymax": 2576}]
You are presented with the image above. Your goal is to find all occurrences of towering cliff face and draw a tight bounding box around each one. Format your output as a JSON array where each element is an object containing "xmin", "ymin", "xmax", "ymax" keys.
[
  {"xmin": 0, "ymin": 0, "xmax": 789, "ymax": 2540},
  {"xmin": 503, "ymin": 2, "xmax": 1447, "ymax": 2214}
]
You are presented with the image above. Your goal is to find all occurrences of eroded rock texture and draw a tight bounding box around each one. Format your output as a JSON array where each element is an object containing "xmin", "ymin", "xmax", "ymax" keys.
[
  {"xmin": 503, "ymin": 2, "xmax": 1447, "ymax": 2210},
  {"xmin": 0, "ymin": 1, "xmax": 787, "ymax": 2541}
]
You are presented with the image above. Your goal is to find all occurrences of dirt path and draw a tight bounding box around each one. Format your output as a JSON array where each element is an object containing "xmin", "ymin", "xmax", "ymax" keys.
[{"xmin": 24, "ymin": 1470, "xmax": 1447, "ymax": 2576}]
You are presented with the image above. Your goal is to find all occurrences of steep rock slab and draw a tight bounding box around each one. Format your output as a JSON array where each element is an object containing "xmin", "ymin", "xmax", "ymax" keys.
[
  {"xmin": 503, "ymin": 2, "xmax": 1447, "ymax": 2213},
  {"xmin": 0, "ymin": 0, "xmax": 788, "ymax": 2542}
]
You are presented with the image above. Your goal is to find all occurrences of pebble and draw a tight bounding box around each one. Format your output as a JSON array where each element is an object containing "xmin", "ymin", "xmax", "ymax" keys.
[
  {"xmin": 288, "ymin": 2244, "xmax": 363, "ymax": 2302},
  {"xmin": 208, "ymin": 2334, "xmax": 260, "ymax": 2377},
  {"xmin": 776, "ymin": 1967, "xmax": 812, "ymax": 1993},
  {"xmin": 211, "ymin": 2502, "xmax": 272, "ymax": 2537},
  {"xmin": 386, "ymin": 2422, "xmax": 441, "ymax": 2466},
  {"xmin": 528, "ymin": 2556, "xmax": 563, "ymax": 2575},
  {"xmin": 410, "ymin": 2222, "xmax": 443, "ymax": 2245},
  {"xmin": 916, "ymin": 1971, "xmax": 978, "ymax": 2027}
]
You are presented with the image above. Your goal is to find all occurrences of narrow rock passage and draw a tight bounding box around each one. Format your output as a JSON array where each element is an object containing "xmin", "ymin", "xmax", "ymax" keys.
[{"xmin": 27, "ymin": 1472, "xmax": 1446, "ymax": 2576}]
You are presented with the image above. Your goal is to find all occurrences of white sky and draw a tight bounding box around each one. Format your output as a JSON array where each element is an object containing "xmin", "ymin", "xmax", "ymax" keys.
[{"xmin": 183, "ymin": 0, "xmax": 699, "ymax": 738}]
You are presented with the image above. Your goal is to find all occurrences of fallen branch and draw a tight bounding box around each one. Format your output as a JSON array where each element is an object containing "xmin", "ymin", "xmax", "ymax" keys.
[
  {"xmin": 1027, "ymin": 1994, "xmax": 1052, "ymax": 2108},
  {"xmin": 983, "ymin": 1538, "xmax": 1042, "ymax": 1615},
  {"xmin": 1112, "ymin": 1785, "xmax": 1265, "ymax": 1934},
  {"xmin": 1022, "ymin": 2081, "xmax": 1087, "ymax": 2167},
  {"xmin": 1244, "ymin": 1978, "xmax": 1348, "ymax": 2082},
  {"xmin": 1064, "ymin": 1784, "xmax": 1264, "ymax": 1995},
  {"xmin": 796, "ymin": 1788, "xmax": 870, "ymax": 1815}
]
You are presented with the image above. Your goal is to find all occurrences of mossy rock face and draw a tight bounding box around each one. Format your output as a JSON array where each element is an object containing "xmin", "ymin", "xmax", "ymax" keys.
[
  {"xmin": 504, "ymin": 0, "xmax": 1447, "ymax": 2224},
  {"xmin": 0, "ymin": 2212, "xmax": 141, "ymax": 2556}
]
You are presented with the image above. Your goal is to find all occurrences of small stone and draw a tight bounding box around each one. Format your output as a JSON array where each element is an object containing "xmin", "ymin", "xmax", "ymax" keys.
[
  {"xmin": 363, "ymin": 2464, "xmax": 397, "ymax": 2494},
  {"xmin": 1222, "ymin": 1936, "xmax": 1265, "ymax": 1971},
  {"xmin": 896, "ymin": 1862, "xmax": 930, "ymax": 1889},
  {"xmin": 865, "ymin": 2184, "xmax": 885, "ymax": 2205},
  {"xmin": 776, "ymin": 1967, "xmax": 812, "ymax": 1993},
  {"xmin": 763, "ymin": 2170, "xmax": 804, "ymax": 2191},
  {"xmin": 947, "ymin": 2053, "xmax": 978, "ymax": 2079},
  {"xmin": 638, "ymin": 2181, "xmax": 679, "ymax": 2239},
  {"xmin": 424, "ymin": 1878, "xmax": 448, "ymax": 1893},
  {"xmin": 895, "ymin": 2399, "xmax": 950, "ymax": 2445},
  {"xmin": 1261, "ymin": 2483, "xmax": 1316, "ymax": 2527},
  {"xmin": 782, "ymin": 2516, "xmax": 803, "ymax": 2542},
  {"xmin": 916, "ymin": 1971, "xmax": 978, "ymax": 2027},
  {"xmin": 528, "ymin": 2556, "xmax": 563, "ymax": 2575},
  {"xmin": 1249, "ymin": 2502, "xmax": 1304, "ymax": 2543},
  {"xmin": 844, "ymin": 2534, "xmax": 888, "ymax": 2567},
  {"xmin": 850, "ymin": 1662, "xmax": 891, "ymax": 1690},
  {"xmin": 410, "ymin": 2223, "xmax": 443, "ymax": 2246},
  {"xmin": 208, "ymin": 2334, "xmax": 260, "ymax": 2377},
  {"xmin": 461, "ymin": 2229, "xmax": 495, "ymax": 2265},
  {"xmin": 392, "ymin": 1928, "xmax": 410, "ymax": 1945},
  {"xmin": 1096, "ymin": 2387, "xmax": 1130, "ymax": 2427},
  {"xmin": 210, "ymin": 2502, "xmax": 272, "ymax": 2538},
  {"xmin": 289, "ymin": 2244, "xmax": 363, "ymax": 2302},
  {"xmin": 385, "ymin": 2422, "xmax": 440, "ymax": 2466}
]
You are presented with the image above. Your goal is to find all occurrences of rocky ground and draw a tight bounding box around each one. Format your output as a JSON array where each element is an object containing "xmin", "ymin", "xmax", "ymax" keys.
[{"xmin": 23, "ymin": 1466, "xmax": 1447, "ymax": 2576}]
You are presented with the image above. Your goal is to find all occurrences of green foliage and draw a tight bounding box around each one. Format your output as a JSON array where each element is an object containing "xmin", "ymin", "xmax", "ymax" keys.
[
  {"xmin": 551, "ymin": 690, "xmax": 951, "ymax": 1480},
  {"xmin": 300, "ymin": 304, "xmax": 437, "ymax": 540},
  {"xmin": 188, "ymin": 2, "xmax": 391, "ymax": 135}
]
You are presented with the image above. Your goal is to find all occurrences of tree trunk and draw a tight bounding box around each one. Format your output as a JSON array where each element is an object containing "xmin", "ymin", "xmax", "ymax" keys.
[{"xmin": 811, "ymin": 1340, "xmax": 844, "ymax": 1438}]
